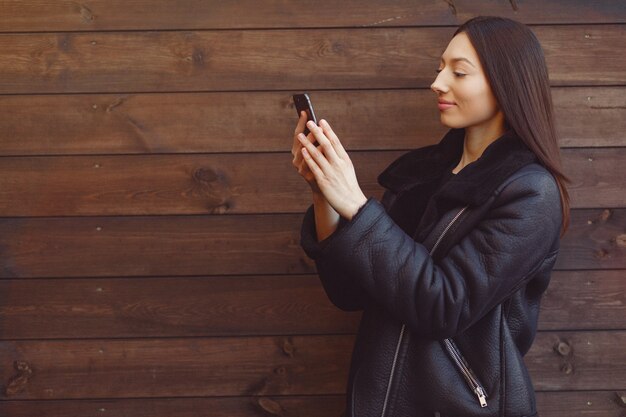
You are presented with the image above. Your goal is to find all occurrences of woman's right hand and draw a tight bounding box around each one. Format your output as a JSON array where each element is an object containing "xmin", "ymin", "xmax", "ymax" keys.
[{"xmin": 292, "ymin": 110, "xmax": 322, "ymax": 195}]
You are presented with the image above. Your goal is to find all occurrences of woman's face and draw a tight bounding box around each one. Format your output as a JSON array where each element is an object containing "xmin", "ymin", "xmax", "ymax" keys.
[{"xmin": 430, "ymin": 32, "xmax": 503, "ymax": 131}]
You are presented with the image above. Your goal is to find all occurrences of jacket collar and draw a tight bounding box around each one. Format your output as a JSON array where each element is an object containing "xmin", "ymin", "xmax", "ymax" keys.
[{"xmin": 377, "ymin": 127, "xmax": 538, "ymax": 207}]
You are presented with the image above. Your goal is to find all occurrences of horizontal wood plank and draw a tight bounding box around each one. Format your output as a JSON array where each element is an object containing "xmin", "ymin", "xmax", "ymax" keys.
[
  {"xmin": 0, "ymin": 335, "xmax": 352, "ymax": 399},
  {"xmin": 0, "ymin": 26, "xmax": 623, "ymax": 94},
  {"xmin": 0, "ymin": 208, "xmax": 623, "ymax": 278},
  {"xmin": 0, "ymin": 396, "xmax": 344, "ymax": 417},
  {"xmin": 0, "ymin": 331, "xmax": 623, "ymax": 399},
  {"xmin": 526, "ymin": 332, "xmax": 626, "ymax": 391},
  {"xmin": 539, "ymin": 271, "xmax": 626, "ymax": 331},
  {"xmin": 0, "ymin": 271, "xmax": 622, "ymax": 340},
  {"xmin": 0, "ymin": 391, "xmax": 624, "ymax": 417},
  {"xmin": 0, "ymin": 87, "xmax": 623, "ymax": 157},
  {"xmin": 0, "ymin": 148, "xmax": 623, "ymax": 217},
  {"xmin": 1, "ymin": 0, "xmax": 624, "ymax": 32}
]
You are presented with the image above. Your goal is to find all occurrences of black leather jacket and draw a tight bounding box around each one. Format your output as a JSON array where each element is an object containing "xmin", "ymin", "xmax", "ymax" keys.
[{"xmin": 300, "ymin": 128, "xmax": 562, "ymax": 417}]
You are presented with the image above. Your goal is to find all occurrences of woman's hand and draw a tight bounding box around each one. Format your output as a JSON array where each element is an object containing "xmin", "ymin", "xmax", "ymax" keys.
[
  {"xmin": 297, "ymin": 119, "xmax": 368, "ymax": 221},
  {"xmin": 292, "ymin": 111, "xmax": 322, "ymax": 195}
]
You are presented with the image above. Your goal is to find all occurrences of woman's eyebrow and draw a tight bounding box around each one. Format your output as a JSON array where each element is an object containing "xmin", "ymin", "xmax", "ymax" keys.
[{"xmin": 440, "ymin": 56, "xmax": 475, "ymax": 68}]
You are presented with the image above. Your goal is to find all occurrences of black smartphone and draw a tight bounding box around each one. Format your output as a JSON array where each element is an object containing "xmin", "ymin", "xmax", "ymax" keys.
[{"xmin": 292, "ymin": 93, "xmax": 318, "ymax": 139}]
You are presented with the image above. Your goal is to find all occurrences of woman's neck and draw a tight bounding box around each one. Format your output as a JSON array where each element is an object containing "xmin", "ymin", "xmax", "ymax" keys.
[{"xmin": 453, "ymin": 118, "xmax": 506, "ymax": 174}]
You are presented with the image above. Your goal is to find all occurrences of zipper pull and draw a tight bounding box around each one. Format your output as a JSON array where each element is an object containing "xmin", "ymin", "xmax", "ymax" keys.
[{"xmin": 475, "ymin": 386, "xmax": 488, "ymax": 407}]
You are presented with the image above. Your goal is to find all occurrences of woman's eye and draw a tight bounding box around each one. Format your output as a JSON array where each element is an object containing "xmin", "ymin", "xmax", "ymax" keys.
[{"xmin": 435, "ymin": 69, "xmax": 465, "ymax": 77}]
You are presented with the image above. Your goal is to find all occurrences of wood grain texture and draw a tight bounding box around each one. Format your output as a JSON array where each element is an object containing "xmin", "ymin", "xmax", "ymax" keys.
[
  {"xmin": 0, "ymin": 0, "xmax": 624, "ymax": 32},
  {"xmin": 0, "ymin": 395, "xmax": 345, "ymax": 417},
  {"xmin": 0, "ymin": 274, "xmax": 363, "ymax": 339},
  {"xmin": 0, "ymin": 208, "xmax": 623, "ymax": 279},
  {"xmin": 0, "ymin": 87, "xmax": 623, "ymax": 157},
  {"xmin": 0, "ymin": 335, "xmax": 353, "ymax": 399},
  {"xmin": 0, "ymin": 271, "xmax": 622, "ymax": 340},
  {"xmin": 0, "ymin": 332, "xmax": 623, "ymax": 400},
  {"xmin": 526, "ymin": 332, "xmax": 626, "ymax": 391},
  {"xmin": 0, "ymin": 391, "xmax": 625, "ymax": 417},
  {"xmin": 539, "ymin": 270, "xmax": 626, "ymax": 331},
  {"xmin": 0, "ymin": 26, "xmax": 623, "ymax": 94},
  {"xmin": 0, "ymin": 148, "xmax": 623, "ymax": 217},
  {"xmin": 0, "ymin": 1, "xmax": 623, "ymax": 413}
]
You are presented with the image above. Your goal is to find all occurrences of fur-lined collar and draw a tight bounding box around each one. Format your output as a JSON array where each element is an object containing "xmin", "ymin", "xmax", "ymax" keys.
[{"xmin": 377, "ymin": 127, "xmax": 538, "ymax": 207}]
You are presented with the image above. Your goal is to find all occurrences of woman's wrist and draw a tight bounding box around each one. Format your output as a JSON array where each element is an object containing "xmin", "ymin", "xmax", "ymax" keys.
[
  {"xmin": 312, "ymin": 191, "xmax": 326, "ymax": 204},
  {"xmin": 345, "ymin": 194, "xmax": 369, "ymax": 221}
]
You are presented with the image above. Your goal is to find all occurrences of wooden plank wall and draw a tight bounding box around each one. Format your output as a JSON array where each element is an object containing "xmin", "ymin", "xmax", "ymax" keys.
[{"xmin": 0, "ymin": 1, "xmax": 624, "ymax": 416}]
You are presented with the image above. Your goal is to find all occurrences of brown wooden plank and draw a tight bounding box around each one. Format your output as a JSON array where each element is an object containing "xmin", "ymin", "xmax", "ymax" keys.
[
  {"xmin": 0, "ymin": 391, "xmax": 624, "ymax": 417},
  {"xmin": 527, "ymin": 332, "xmax": 626, "ymax": 391},
  {"xmin": 0, "ymin": 208, "xmax": 623, "ymax": 279},
  {"xmin": 559, "ymin": 209, "xmax": 626, "ymax": 271},
  {"xmin": 0, "ymin": 26, "xmax": 623, "ymax": 94},
  {"xmin": 0, "ymin": 151, "xmax": 337, "ymax": 217},
  {"xmin": 0, "ymin": 90, "xmax": 447, "ymax": 155},
  {"xmin": 536, "ymin": 391, "xmax": 626, "ymax": 417},
  {"xmin": 0, "ymin": 213, "xmax": 312, "ymax": 278},
  {"xmin": 0, "ymin": 331, "xmax": 623, "ymax": 399},
  {"xmin": 0, "ymin": 148, "xmax": 622, "ymax": 217},
  {"xmin": 0, "ymin": 275, "xmax": 361, "ymax": 339},
  {"xmin": 0, "ymin": 396, "xmax": 347, "ymax": 417},
  {"xmin": 0, "ymin": 271, "xmax": 622, "ymax": 340},
  {"xmin": 0, "ymin": 336, "xmax": 353, "ymax": 400},
  {"xmin": 0, "ymin": 87, "xmax": 623, "ymax": 157},
  {"xmin": 0, "ymin": 0, "xmax": 624, "ymax": 33},
  {"xmin": 0, "ymin": 396, "xmax": 345, "ymax": 417},
  {"xmin": 539, "ymin": 271, "xmax": 626, "ymax": 331},
  {"xmin": 554, "ymin": 87, "xmax": 626, "ymax": 148}
]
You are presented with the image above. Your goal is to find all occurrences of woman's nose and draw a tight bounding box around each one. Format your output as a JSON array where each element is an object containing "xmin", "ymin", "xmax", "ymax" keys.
[{"xmin": 431, "ymin": 75, "xmax": 446, "ymax": 94}]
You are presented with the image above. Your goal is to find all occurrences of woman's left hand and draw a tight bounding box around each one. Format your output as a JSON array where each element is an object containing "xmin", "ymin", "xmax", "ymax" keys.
[{"xmin": 297, "ymin": 119, "xmax": 368, "ymax": 221}]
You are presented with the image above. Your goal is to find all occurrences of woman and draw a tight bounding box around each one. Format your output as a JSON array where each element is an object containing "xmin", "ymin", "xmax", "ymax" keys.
[{"xmin": 291, "ymin": 16, "xmax": 569, "ymax": 417}]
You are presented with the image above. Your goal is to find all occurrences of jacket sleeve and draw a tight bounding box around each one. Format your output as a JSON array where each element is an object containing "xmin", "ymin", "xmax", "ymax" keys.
[
  {"xmin": 300, "ymin": 200, "xmax": 375, "ymax": 311},
  {"xmin": 304, "ymin": 171, "xmax": 562, "ymax": 337}
]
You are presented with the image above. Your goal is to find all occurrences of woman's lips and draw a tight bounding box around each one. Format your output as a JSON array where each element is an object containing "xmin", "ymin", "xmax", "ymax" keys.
[{"xmin": 438, "ymin": 102, "xmax": 456, "ymax": 111}]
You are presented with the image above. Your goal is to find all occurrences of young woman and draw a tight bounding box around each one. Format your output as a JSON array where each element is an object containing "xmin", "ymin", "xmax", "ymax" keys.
[{"xmin": 291, "ymin": 16, "xmax": 569, "ymax": 417}]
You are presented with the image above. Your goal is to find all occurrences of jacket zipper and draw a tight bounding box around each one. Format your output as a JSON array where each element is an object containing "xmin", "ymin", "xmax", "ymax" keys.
[
  {"xmin": 443, "ymin": 338, "xmax": 488, "ymax": 407},
  {"xmin": 379, "ymin": 206, "xmax": 468, "ymax": 417}
]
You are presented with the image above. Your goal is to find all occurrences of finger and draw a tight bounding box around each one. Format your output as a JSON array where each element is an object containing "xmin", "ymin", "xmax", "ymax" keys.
[
  {"xmin": 294, "ymin": 110, "xmax": 308, "ymax": 135},
  {"xmin": 292, "ymin": 111, "xmax": 310, "ymax": 156},
  {"xmin": 319, "ymin": 119, "xmax": 349, "ymax": 160},
  {"xmin": 292, "ymin": 133, "xmax": 319, "ymax": 164},
  {"xmin": 306, "ymin": 120, "xmax": 340, "ymax": 163},
  {"xmin": 298, "ymin": 133, "xmax": 332, "ymax": 173},
  {"xmin": 300, "ymin": 147, "xmax": 325, "ymax": 182}
]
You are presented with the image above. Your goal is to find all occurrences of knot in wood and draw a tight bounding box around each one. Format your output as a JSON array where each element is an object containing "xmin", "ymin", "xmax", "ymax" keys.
[
  {"xmin": 15, "ymin": 361, "xmax": 33, "ymax": 375},
  {"xmin": 257, "ymin": 397, "xmax": 284, "ymax": 415},
  {"xmin": 281, "ymin": 338, "xmax": 295, "ymax": 357},
  {"xmin": 193, "ymin": 168, "xmax": 221, "ymax": 184},
  {"xmin": 594, "ymin": 248, "xmax": 609, "ymax": 259},
  {"xmin": 560, "ymin": 363, "xmax": 574, "ymax": 374},
  {"xmin": 5, "ymin": 361, "xmax": 34, "ymax": 396},
  {"xmin": 600, "ymin": 209, "xmax": 611, "ymax": 222},
  {"xmin": 273, "ymin": 366, "xmax": 286, "ymax": 375},
  {"xmin": 555, "ymin": 341, "xmax": 571, "ymax": 356}
]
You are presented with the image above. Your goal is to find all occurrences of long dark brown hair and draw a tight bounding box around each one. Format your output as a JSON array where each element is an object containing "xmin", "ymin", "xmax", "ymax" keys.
[{"xmin": 454, "ymin": 16, "xmax": 570, "ymax": 236}]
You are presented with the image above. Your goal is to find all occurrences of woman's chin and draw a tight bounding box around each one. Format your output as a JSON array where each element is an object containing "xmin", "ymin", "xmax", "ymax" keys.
[{"xmin": 438, "ymin": 117, "xmax": 464, "ymax": 129}]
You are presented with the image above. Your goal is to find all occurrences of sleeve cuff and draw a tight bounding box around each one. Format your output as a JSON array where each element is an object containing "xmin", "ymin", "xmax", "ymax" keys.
[{"xmin": 300, "ymin": 196, "xmax": 379, "ymax": 260}]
